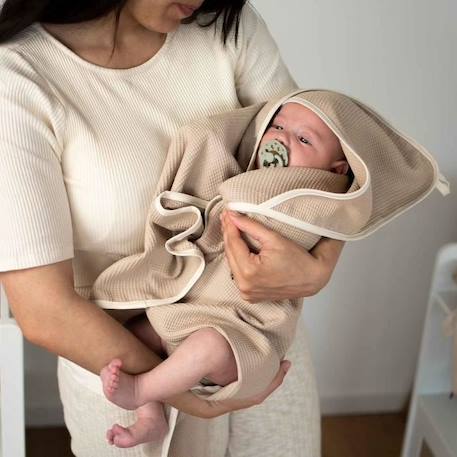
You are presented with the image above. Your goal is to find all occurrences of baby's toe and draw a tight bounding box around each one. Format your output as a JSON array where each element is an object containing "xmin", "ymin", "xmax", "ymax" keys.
[
  {"xmin": 112, "ymin": 423, "xmax": 125, "ymax": 432},
  {"xmin": 112, "ymin": 424, "xmax": 133, "ymax": 448},
  {"xmin": 109, "ymin": 359, "xmax": 122, "ymax": 372},
  {"xmin": 106, "ymin": 428, "xmax": 115, "ymax": 445}
]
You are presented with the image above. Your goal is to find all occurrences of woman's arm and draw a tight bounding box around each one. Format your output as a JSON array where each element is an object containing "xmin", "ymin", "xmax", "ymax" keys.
[
  {"xmin": 0, "ymin": 260, "xmax": 161, "ymax": 375},
  {"xmin": 0, "ymin": 258, "xmax": 291, "ymax": 418},
  {"xmin": 221, "ymin": 211, "xmax": 344, "ymax": 302},
  {"xmin": 226, "ymin": 10, "xmax": 345, "ymax": 300}
]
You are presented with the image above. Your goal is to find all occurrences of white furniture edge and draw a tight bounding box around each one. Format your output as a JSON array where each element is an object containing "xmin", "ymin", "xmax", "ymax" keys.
[
  {"xmin": 401, "ymin": 243, "xmax": 457, "ymax": 457},
  {"xmin": 0, "ymin": 283, "xmax": 26, "ymax": 457}
]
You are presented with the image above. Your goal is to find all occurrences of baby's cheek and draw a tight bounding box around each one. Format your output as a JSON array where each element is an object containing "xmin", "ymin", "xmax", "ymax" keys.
[
  {"xmin": 288, "ymin": 149, "xmax": 310, "ymax": 168},
  {"xmin": 287, "ymin": 149, "xmax": 299, "ymax": 166},
  {"xmin": 260, "ymin": 131, "xmax": 275, "ymax": 143}
]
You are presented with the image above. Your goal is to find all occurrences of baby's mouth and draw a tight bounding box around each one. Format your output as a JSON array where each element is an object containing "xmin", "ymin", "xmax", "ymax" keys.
[{"xmin": 258, "ymin": 140, "xmax": 289, "ymax": 168}]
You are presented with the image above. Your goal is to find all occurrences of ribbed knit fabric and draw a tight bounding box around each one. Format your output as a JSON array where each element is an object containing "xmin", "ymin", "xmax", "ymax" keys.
[
  {"xmin": 0, "ymin": 4, "xmax": 296, "ymax": 278},
  {"xmin": 0, "ymin": 7, "xmax": 325, "ymax": 457},
  {"xmin": 88, "ymin": 88, "xmax": 439, "ymax": 404},
  {"xmin": 87, "ymin": 103, "xmax": 349, "ymax": 401}
]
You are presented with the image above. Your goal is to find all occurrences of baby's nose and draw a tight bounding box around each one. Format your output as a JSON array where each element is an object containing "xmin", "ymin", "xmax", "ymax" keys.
[{"xmin": 274, "ymin": 133, "xmax": 289, "ymax": 147}]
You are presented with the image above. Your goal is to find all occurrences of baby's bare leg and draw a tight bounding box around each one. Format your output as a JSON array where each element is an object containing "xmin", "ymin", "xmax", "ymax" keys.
[
  {"xmin": 147, "ymin": 327, "xmax": 238, "ymax": 391},
  {"xmin": 101, "ymin": 327, "xmax": 238, "ymax": 410},
  {"xmin": 102, "ymin": 316, "xmax": 169, "ymax": 448}
]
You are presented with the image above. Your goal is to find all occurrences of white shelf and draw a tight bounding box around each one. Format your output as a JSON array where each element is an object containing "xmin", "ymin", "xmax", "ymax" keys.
[
  {"xmin": 402, "ymin": 243, "xmax": 457, "ymax": 457},
  {"xmin": 0, "ymin": 284, "xmax": 26, "ymax": 457},
  {"xmin": 416, "ymin": 289, "xmax": 457, "ymax": 396},
  {"xmin": 418, "ymin": 394, "xmax": 457, "ymax": 456}
]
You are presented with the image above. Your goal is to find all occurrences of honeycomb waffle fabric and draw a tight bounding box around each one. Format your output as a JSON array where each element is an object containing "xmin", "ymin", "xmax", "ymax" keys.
[{"xmin": 88, "ymin": 89, "xmax": 445, "ymax": 402}]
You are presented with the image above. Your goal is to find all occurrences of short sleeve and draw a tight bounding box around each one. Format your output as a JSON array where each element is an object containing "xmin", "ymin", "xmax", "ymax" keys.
[
  {"xmin": 0, "ymin": 47, "xmax": 74, "ymax": 272},
  {"xmin": 230, "ymin": 4, "xmax": 299, "ymax": 106}
]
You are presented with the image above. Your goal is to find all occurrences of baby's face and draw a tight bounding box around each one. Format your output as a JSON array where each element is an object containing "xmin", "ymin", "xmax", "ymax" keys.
[{"xmin": 257, "ymin": 102, "xmax": 348, "ymax": 174}]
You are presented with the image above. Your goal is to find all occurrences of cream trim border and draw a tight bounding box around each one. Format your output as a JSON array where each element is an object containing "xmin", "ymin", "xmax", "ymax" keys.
[{"xmin": 228, "ymin": 89, "xmax": 449, "ymax": 240}]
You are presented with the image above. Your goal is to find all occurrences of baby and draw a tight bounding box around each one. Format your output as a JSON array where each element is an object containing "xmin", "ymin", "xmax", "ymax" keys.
[
  {"xmin": 99, "ymin": 101, "xmax": 349, "ymax": 448},
  {"xmin": 257, "ymin": 102, "xmax": 348, "ymax": 174}
]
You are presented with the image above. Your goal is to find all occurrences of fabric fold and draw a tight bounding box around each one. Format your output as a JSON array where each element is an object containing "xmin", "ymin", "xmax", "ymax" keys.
[{"xmin": 86, "ymin": 89, "xmax": 447, "ymax": 401}]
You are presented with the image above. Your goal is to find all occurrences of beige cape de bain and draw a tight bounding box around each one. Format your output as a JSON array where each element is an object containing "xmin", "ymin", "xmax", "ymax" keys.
[{"xmin": 87, "ymin": 89, "xmax": 449, "ymax": 401}]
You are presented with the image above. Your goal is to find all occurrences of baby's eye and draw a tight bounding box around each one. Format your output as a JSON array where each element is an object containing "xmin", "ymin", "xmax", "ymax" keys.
[
  {"xmin": 272, "ymin": 124, "xmax": 283, "ymax": 130},
  {"xmin": 299, "ymin": 136, "xmax": 311, "ymax": 145}
]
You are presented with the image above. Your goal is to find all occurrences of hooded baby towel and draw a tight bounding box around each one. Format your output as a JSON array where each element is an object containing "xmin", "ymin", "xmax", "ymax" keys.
[{"xmin": 87, "ymin": 89, "xmax": 448, "ymax": 401}]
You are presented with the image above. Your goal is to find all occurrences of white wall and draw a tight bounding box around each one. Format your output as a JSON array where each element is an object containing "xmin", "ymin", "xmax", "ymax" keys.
[
  {"xmin": 252, "ymin": 0, "xmax": 457, "ymax": 414},
  {"xmin": 15, "ymin": 0, "xmax": 457, "ymax": 425}
]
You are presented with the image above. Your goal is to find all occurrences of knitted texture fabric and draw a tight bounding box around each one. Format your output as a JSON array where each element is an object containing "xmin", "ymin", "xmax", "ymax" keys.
[{"xmin": 89, "ymin": 89, "xmax": 441, "ymax": 401}]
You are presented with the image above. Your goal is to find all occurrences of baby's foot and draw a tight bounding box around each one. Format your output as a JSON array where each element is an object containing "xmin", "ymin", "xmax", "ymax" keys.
[
  {"xmin": 100, "ymin": 358, "xmax": 139, "ymax": 410},
  {"xmin": 106, "ymin": 408, "xmax": 169, "ymax": 448}
]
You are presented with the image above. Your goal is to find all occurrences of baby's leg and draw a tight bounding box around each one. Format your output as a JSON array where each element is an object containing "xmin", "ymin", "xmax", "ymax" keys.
[
  {"xmin": 103, "ymin": 315, "xmax": 168, "ymax": 447},
  {"xmin": 149, "ymin": 327, "xmax": 239, "ymax": 390},
  {"xmin": 101, "ymin": 327, "xmax": 237, "ymax": 409},
  {"xmin": 106, "ymin": 401, "xmax": 169, "ymax": 448}
]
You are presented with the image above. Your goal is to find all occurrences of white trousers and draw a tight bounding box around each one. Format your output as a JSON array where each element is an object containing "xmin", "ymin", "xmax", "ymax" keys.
[{"xmin": 57, "ymin": 321, "xmax": 321, "ymax": 457}]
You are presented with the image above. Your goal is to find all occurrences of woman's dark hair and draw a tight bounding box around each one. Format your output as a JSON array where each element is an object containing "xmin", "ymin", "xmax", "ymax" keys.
[{"xmin": 0, "ymin": 0, "xmax": 247, "ymax": 51}]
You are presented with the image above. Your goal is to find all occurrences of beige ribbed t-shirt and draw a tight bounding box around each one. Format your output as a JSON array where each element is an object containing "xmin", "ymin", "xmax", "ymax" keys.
[{"xmin": 0, "ymin": 5, "xmax": 297, "ymax": 292}]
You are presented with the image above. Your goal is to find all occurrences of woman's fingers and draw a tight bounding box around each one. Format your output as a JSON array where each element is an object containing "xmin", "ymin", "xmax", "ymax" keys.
[
  {"xmin": 221, "ymin": 211, "xmax": 251, "ymax": 276},
  {"xmin": 222, "ymin": 215, "xmax": 304, "ymax": 300},
  {"xmin": 226, "ymin": 211, "xmax": 277, "ymax": 246},
  {"xmin": 221, "ymin": 211, "xmax": 345, "ymax": 301},
  {"xmin": 221, "ymin": 211, "xmax": 273, "ymax": 301},
  {"xmin": 222, "ymin": 210, "xmax": 277, "ymax": 276},
  {"xmin": 222, "ymin": 211, "xmax": 297, "ymax": 298}
]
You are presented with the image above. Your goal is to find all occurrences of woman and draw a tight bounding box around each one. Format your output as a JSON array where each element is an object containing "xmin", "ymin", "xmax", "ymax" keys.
[{"xmin": 0, "ymin": 1, "xmax": 344, "ymax": 455}]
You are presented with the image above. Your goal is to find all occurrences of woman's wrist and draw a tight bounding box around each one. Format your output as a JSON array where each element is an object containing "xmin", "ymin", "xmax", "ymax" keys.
[
  {"xmin": 306, "ymin": 238, "xmax": 345, "ymax": 295},
  {"xmin": 166, "ymin": 391, "xmax": 215, "ymax": 418}
]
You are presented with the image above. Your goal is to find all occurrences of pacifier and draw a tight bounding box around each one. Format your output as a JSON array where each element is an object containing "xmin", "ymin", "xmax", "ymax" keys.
[{"xmin": 258, "ymin": 140, "xmax": 289, "ymax": 168}]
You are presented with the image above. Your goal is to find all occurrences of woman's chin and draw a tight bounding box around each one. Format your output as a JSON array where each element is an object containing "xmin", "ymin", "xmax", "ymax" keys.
[{"xmin": 141, "ymin": 16, "xmax": 182, "ymax": 34}]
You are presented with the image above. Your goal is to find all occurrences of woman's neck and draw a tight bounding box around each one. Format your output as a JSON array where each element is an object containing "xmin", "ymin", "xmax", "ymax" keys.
[{"xmin": 41, "ymin": 10, "xmax": 167, "ymax": 69}]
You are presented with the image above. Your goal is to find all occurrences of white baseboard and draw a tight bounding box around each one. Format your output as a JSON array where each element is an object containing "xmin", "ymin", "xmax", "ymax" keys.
[{"xmin": 320, "ymin": 392, "xmax": 408, "ymax": 415}]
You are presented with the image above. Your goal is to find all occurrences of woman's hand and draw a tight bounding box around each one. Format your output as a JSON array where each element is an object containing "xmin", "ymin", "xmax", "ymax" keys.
[
  {"xmin": 221, "ymin": 210, "xmax": 344, "ymax": 303},
  {"xmin": 167, "ymin": 359, "xmax": 291, "ymax": 419}
]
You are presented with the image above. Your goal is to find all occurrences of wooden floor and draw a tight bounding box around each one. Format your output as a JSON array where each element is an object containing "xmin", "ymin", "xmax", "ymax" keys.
[
  {"xmin": 322, "ymin": 412, "xmax": 407, "ymax": 457},
  {"xmin": 26, "ymin": 412, "xmax": 410, "ymax": 457}
]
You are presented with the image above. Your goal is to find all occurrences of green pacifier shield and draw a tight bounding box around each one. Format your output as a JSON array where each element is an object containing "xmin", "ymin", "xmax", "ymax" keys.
[{"xmin": 259, "ymin": 140, "xmax": 289, "ymax": 168}]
